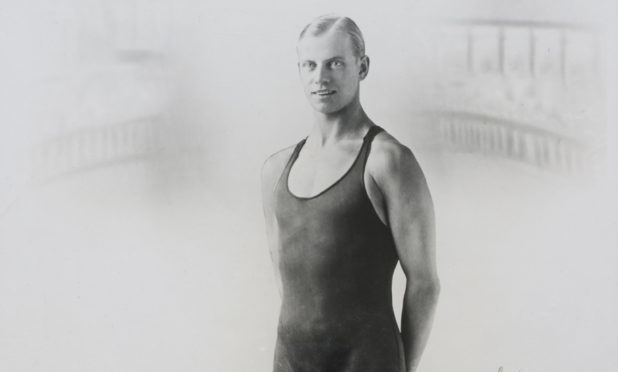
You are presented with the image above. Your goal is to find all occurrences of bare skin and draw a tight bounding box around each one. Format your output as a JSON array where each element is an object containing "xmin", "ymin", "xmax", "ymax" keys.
[{"xmin": 261, "ymin": 28, "xmax": 440, "ymax": 372}]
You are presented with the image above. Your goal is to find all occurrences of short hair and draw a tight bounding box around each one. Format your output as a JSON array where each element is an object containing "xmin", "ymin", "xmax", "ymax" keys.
[{"xmin": 298, "ymin": 15, "xmax": 366, "ymax": 57}]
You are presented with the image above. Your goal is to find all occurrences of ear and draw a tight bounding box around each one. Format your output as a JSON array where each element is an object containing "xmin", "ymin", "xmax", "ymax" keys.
[{"xmin": 359, "ymin": 55, "xmax": 370, "ymax": 80}]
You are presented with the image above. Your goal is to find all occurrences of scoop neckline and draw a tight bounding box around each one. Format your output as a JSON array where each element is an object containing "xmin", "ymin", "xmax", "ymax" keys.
[{"xmin": 286, "ymin": 130, "xmax": 372, "ymax": 201}]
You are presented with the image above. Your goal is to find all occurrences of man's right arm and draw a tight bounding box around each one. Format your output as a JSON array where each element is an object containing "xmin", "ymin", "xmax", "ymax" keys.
[{"xmin": 260, "ymin": 147, "xmax": 294, "ymax": 298}]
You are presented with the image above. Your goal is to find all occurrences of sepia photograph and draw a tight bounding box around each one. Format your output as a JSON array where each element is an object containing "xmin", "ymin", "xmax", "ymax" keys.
[{"xmin": 0, "ymin": 1, "xmax": 616, "ymax": 371}]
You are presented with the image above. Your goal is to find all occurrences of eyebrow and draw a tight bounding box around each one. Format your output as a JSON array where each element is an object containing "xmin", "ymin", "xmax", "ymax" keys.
[{"xmin": 300, "ymin": 56, "xmax": 346, "ymax": 64}]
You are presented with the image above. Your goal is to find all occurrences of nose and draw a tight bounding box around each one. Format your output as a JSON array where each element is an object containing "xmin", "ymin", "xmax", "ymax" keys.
[{"xmin": 313, "ymin": 64, "xmax": 330, "ymax": 85}]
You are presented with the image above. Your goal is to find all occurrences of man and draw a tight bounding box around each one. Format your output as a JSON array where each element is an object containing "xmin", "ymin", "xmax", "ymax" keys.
[{"xmin": 261, "ymin": 15, "xmax": 440, "ymax": 372}]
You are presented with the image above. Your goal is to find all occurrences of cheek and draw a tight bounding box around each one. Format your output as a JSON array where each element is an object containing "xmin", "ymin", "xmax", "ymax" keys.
[
  {"xmin": 299, "ymin": 76, "xmax": 311, "ymax": 91},
  {"xmin": 341, "ymin": 76, "xmax": 359, "ymax": 92},
  {"xmin": 302, "ymin": 73, "xmax": 315, "ymax": 86},
  {"xmin": 340, "ymin": 68, "xmax": 358, "ymax": 81}
]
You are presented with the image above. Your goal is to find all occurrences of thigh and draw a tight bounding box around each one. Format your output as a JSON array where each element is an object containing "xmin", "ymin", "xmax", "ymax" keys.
[
  {"xmin": 274, "ymin": 337, "xmax": 347, "ymax": 372},
  {"xmin": 342, "ymin": 327, "xmax": 405, "ymax": 372}
]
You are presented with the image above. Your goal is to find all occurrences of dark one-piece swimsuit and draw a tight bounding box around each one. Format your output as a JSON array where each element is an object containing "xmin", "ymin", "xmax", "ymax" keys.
[{"xmin": 272, "ymin": 125, "xmax": 405, "ymax": 372}]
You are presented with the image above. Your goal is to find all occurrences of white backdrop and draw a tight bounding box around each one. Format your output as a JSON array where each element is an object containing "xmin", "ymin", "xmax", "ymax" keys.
[{"xmin": 0, "ymin": 1, "xmax": 617, "ymax": 371}]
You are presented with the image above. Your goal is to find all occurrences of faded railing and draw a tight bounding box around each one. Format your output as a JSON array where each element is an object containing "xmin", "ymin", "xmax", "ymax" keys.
[
  {"xmin": 31, "ymin": 116, "xmax": 162, "ymax": 182},
  {"xmin": 427, "ymin": 110, "xmax": 590, "ymax": 174},
  {"xmin": 423, "ymin": 18, "xmax": 604, "ymax": 174}
]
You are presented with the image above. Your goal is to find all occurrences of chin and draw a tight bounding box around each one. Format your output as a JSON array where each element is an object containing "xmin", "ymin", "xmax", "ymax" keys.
[
  {"xmin": 312, "ymin": 106, "xmax": 342, "ymax": 115},
  {"xmin": 309, "ymin": 100, "xmax": 345, "ymax": 114}
]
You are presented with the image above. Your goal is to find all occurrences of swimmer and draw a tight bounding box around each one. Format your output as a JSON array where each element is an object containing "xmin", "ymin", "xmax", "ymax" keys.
[{"xmin": 261, "ymin": 15, "xmax": 440, "ymax": 372}]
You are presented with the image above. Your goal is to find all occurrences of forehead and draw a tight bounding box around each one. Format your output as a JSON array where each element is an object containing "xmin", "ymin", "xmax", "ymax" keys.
[{"xmin": 297, "ymin": 30, "xmax": 355, "ymax": 61}]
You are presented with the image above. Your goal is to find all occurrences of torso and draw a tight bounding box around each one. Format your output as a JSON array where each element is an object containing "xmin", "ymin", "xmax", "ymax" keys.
[
  {"xmin": 270, "ymin": 125, "xmax": 404, "ymax": 372},
  {"xmin": 287, "ymin": 129, "xmax": 388, "ymax": 226}
]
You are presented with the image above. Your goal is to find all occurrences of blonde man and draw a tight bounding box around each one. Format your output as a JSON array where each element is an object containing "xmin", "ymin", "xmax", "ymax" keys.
[{"xmin": 261, "ymin": 15, "xmax": 440, "ymax": 372}]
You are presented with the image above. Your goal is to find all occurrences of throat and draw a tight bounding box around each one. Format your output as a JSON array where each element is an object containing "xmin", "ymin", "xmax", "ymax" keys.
[
  {"xmin": 287, "ymin": 138, "xmax": 365, "ymax": 199},
  {"xmin": 312, "ymin": 103, "xmax": 368, "ymax": 142}
]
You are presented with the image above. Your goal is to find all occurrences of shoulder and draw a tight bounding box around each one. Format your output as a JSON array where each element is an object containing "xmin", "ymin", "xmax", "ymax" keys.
[
  {"xmin": 261, "ymin": 144, "xmax": 296, "ymax": 195},
  {"xmin": 262, "ymin": 145, "xmax": 295, "ymax": 179},
  {"xmin": 367, "ymin": 129, "xmax": 422, "ymax": 178},
  {"xmin": 366, "ymin": 128, "xmax": 432, "ymax": 203}
]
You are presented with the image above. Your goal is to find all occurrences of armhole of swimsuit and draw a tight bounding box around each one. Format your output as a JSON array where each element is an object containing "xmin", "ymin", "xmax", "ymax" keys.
[
  {"xmin": 361, "ymin": 129, "xmax": 389, "ymax": 228},
  {"xmin": 274, "ymin": 139, "xmax": 306, "ymax": 193}
]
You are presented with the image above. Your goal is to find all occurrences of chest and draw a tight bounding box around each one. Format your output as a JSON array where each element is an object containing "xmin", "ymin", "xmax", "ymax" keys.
[
  {"xmin": 287, "ymin": 144, "xmax": 362, "ymax": 198},
  {"xmin": 282, "ymin": 140, "xmax": 388, "ymax": 227}
]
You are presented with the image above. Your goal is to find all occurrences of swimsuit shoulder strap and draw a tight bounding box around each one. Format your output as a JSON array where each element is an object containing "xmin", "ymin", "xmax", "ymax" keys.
[
  {"xmin": 361, "ymin": 125, "xmax": 384, "ymax": 170},
  {"xmin": 275, "ymin": 137, "xmax": 307, "ymax": 193},
  {"xmin": 363, "ymin": 125, "xmax": 384, "ymax": 143}
]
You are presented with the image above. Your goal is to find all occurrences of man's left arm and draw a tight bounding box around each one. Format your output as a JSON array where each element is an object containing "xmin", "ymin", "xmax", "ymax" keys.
[{"xmin": 371, "ymin": 141, "xmax": 440, "ymax": 372}]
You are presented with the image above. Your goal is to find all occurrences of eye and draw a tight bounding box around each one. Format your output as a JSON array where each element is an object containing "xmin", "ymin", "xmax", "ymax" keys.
[
  {"xmin": 330, "ymin": 60, "xmax": 344, "ymax": 68},
  {"xmin": 302, "ymin": 61, "xmax": 316, "ymax": 70}
]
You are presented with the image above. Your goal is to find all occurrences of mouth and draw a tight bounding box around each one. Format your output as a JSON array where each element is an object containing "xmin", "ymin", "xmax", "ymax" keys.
[{"xmin": 311, "ymin": 89, "xmax": 336, "ymax": 97}]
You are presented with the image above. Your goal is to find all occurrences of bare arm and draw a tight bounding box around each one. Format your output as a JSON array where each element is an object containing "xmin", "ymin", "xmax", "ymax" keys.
[
  {"xmin": 370, "ymin": 140, "xmax": 440, "ymax": 372},
  {"xmin": 260, "ymin": 148, "xmax": 293, "ymax": 297}
]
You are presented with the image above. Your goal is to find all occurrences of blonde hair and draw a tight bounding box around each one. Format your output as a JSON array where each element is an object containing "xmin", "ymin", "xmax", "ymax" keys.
[{"xmin": 298, "ymin": 15, "xmax": 366, "ymax": 57}]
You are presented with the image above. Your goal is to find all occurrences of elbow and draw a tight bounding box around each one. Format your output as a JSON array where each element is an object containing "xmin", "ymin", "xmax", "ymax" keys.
[
  {"xmin": 425, "ymin": 278, "xmax": 441, "ymax": 300},
  {"xmin": 407, "ymin": 276, "xmax": 441, "ymax": 300},
  {"xmin": 432, "ymin": 276, "xmax": 441, "ymax": 294},
  {"xmin": 431, "ymin": 278, "xmax": 442, "ymax": 302},
  {"xmin": 427, "ymin": 280, "xmax": 441, "ymax": 306}
]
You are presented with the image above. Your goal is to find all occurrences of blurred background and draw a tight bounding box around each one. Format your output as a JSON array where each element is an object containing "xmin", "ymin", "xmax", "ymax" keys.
[{"xmin": 0, "ymin": 1, "xmax": 616, "ymax": 371}]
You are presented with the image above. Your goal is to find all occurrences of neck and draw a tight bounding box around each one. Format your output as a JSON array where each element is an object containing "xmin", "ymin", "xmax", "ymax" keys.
[{"xmin": 310, "ymin": 96, "xmax": 370, "ymax": 146}]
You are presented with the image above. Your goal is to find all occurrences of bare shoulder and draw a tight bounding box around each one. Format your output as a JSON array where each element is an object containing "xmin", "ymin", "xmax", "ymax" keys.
[
  {"xmin": 261, "ymin": 145, "xmax": 296, "ymax": 197},
  {"xmin": 367, "ymin": 130, "xmax": 423, "ymax": 178},
  {"xmin": 262, "ymin": 145, "xmax": 295, "ymax": 180},
  {"xmin": 366, "ymin": 128, "xmax": 432, "ymax": 203}
]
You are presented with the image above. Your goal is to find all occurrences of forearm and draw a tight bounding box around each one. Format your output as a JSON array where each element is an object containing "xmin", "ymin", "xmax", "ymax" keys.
[{"xmin": 400, "ymin": 281, "xmax": 440, "ymax": 372}]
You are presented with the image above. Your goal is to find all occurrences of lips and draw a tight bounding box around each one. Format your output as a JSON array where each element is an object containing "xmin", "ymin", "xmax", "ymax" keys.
[{"xmin": 312, "ymin": 89, "xmax": 336, "ymax": 96}]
